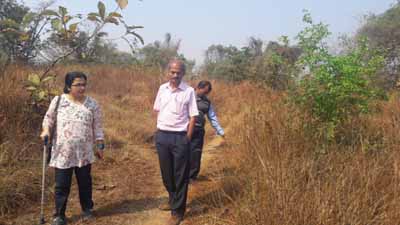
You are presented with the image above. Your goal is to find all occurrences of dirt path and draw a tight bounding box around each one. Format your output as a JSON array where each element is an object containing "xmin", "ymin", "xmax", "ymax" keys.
[{"xmin": 4, "ymin": 134, "xmax": 225, "ymax": 225}]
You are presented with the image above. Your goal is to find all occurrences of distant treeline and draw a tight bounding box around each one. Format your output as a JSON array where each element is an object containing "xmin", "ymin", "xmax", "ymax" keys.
[{"xmin": 1, "ymin": 1, "xmax": 400, "ymax": 88}]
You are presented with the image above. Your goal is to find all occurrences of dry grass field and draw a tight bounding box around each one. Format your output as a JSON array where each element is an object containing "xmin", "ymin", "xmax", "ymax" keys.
[{"xmin": 1, "ymin": 65, "xmax": 400, "ymax": 224}]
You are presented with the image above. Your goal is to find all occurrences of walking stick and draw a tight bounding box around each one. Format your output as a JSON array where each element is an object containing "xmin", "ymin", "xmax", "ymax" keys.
[{"xmin": 39, "ymin": 135, "xmax": 48, "ymax": 225}]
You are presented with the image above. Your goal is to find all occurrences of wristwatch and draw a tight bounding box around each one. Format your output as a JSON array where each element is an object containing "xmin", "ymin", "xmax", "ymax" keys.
[{"xmin": 97, "ymin": 143, "xmax": 105, "ymax": 150}]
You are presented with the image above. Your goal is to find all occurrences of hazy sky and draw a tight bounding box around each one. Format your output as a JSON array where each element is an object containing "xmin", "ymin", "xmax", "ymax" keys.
[{"xmin": 25, "ymin": 0, "xmax": 395, "ymax": 64}]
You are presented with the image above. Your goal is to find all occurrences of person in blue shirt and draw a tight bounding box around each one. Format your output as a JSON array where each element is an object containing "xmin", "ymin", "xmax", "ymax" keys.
[{"xmin": 190, "ymin": 80, "xmax": 224, "ymax": 181}]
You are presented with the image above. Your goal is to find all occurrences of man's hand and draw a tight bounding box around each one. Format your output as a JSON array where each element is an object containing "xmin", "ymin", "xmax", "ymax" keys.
[
  {"xmin": 217, "ymin": 134, "xmax": 226, "ymax": 146},
  {"xmin": 186, "ymin": 134, "xmax": 192, "ymax": 142}
]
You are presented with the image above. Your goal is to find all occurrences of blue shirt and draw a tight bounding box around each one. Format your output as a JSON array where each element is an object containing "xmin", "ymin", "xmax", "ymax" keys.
[{"xmin": 207, "ymin": 104, "xmax": 224, "ymax": 136}]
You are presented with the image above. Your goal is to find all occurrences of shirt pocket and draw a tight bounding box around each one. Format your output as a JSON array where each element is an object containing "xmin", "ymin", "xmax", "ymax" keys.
[{"xmin": 173, "ymin": 94, "xmax": 188, "ymax": 114}]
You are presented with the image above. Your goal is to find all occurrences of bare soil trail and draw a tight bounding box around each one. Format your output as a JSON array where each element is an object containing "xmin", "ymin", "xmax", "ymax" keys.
[{"xmin": 3, "ymin": 134, "xmax": 227, "ymax": 225}]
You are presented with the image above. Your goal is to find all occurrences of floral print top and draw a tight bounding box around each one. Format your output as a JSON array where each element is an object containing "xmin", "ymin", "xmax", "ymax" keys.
[{"xmin": 42, "ymin": 94, "xmax": 104, "ymax": 169}]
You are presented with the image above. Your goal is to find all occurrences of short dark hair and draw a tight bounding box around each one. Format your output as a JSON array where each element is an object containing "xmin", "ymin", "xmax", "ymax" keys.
[
  {"xmin": 64, "ymin": 71, "xmax": 87, "ymax": 94},
  {"xmin": 197, "ymin": 80, "xmax": 212, "ymax": 92}
]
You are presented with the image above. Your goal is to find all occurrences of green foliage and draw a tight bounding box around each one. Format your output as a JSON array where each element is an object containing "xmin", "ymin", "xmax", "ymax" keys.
[
  {"xmin": 357, "ymin": 2, "xmax": 400, "ymax": 88},
  {"xmin": 0, "ymin": 0, "xmax": 143, "ymax": 65},
  {"xmin": 0, "ymin": 0, "xmax": 30, "ymax": 63},
  {"xmin": 202, "ymin": 36, "xmax": 301, "ymax": 86},
  {"xmin": 25, "ymin": 73, "xmax": 58, "ymax": 106},
  {"xmin": 203, "ymin": 44, "xmax": 252, "ymax": 81},
  {"xmin": 249, "ymin": 39, "xmax": 302, "ymax": 89},
  {"xmin": 292, "ymin": 11, "xmax": 385, "ymax": 143},
  {"xmin": 1, "ymin": 0, "xmax": 143, "ymax": 106},
  {"xmin": 137, "ymin": 33, "xmax": 195, "ymax": 74}
]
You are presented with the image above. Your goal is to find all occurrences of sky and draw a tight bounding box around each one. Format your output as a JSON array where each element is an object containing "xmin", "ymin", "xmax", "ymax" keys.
[{"xmin": 24, "ymin": 0, "xmax": 395, "ymax": 65}]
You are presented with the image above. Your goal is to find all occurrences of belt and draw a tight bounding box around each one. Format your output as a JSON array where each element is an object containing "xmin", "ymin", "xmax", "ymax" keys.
[{"xmin": 157, "ymin": 129, "xmax": 187, "ymax": 135}]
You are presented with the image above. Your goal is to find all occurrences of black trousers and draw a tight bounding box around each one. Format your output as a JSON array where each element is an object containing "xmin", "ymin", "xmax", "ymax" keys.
[
  {"xmin": 155, "ymin": 130, "xmax": 190, "ymax": 217},
  {"xmin": 189, "ymin": 128, "xmax": 205, "ymax": 180},
  {"xmin": 54, "ymin": 164, "xmax": 93, "ymax": 217}
]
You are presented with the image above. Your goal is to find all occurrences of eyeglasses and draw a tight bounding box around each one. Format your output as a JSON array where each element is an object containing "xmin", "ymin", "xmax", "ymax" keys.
[{"xmin": 71, "ymin": 83, "xmax": 87, "ymax": 87}]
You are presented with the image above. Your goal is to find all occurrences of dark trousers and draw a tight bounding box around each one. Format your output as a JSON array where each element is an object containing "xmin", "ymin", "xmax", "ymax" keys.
[
  {"xmin": 189, "ymin": 128, "xmax": 205, "ymax": 179},
  {"xmin": 155, "ymin": 130, "xmax": 190, "ymax": 217},
  {"xmin": 54, "ymin": 164, "xmax": 93, "ymax": 217}
]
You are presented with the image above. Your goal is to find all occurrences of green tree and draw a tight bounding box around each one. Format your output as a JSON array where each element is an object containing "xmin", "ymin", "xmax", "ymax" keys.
[
  {"xmin": 203, "ymin": 37, "xmax": 301, "ymax": 86},
  {"xmin": 357, "ymin": 2, "xmax": 400, "ymax": 88},
  {"xmin": 203, "ymin": 44, "xmax": 251, "ymax": 81},
  {"xmin": 1, "ymin": 0, "xmax": 143, "ymax": 107},
  {"xmin": 248, "ymin": 38, "xmax": 302, "ymax": 89},
  {"xmin": 293, "ymin": 11, "xmax": 385, "ymax": 143},
  {"xmin": 137, "ymin": 33, "xmax": 195, "ymax": 75},
  {"xmin": 0, "ymin": 0, "xmax": 33, "ymax": 65}
]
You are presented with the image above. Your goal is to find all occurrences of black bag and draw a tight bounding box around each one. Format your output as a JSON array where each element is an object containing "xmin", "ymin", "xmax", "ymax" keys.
[{"xmin": 47, "ymin": 96, "xmax": 61, "ymax": 164}]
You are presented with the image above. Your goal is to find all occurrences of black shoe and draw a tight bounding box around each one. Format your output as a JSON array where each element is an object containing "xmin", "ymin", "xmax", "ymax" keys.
[
  {"xmin": 189, "ymin": 178, "xmax": 198, "ymax": 184},
  {"xmin": 82, "ymin": 209, "xmax": 93, "ymax": 220},
  {"xmin": 167, "ymin": 214, "xmax": 183, "ymax": 225},
  {"xmin": 52, "ymin": 216, "xmax": 67, "ymax": 225},
  {"xmin": 158, "ymin": 202, "xmax": 171, "ymax": 211}
]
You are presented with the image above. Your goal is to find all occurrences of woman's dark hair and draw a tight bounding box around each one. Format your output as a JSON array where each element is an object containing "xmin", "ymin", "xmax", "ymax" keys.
[
  {"xmin": 197, "ymin": 80, "xmax": 212, "ymax": 92},
  {"xmin": 63, "ymin": 71, "xmax": 87, "ymax": 94}
]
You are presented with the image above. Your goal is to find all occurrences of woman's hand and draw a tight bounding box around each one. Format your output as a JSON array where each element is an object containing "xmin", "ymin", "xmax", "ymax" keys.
[
  {"xmin": 40, "ymin": 129, "xmax": 50, "ymax": 141},
  {"xmin": 95, "ymin": 140, "xmax": 105, "ymax": 159},
  {"xmin": 95, "ymin": 150, "xmax": 104, "ymax": 160}
]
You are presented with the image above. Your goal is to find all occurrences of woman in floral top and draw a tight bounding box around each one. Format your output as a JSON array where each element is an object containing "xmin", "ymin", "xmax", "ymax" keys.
[{"xmin": 40, "ymin": 71, "xmax": 104, "ymax": 225}]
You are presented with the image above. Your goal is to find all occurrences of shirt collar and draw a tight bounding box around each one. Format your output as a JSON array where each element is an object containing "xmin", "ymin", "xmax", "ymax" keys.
[
  {"xmin": 197, "ymin": 94, "xmax": 208, "ymax": 101},
  {"xmin": 167, "ymin": 81, "xmax": 188, "ymax": 91}
]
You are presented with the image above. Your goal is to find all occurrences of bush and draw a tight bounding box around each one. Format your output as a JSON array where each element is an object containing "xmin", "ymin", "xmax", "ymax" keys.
[{"xmin": 292, "ymin": 11, "xmax": 385, "ymax": 144}]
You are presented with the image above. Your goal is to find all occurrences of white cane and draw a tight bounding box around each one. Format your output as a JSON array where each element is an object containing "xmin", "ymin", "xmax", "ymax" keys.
[{"xmin": 39, "ymin": 135, "xmax": 48, "ymax": 224}]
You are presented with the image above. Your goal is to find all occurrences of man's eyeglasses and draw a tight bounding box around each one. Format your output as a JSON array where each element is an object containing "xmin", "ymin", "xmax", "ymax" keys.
[{"xmin": 71, "ymin": 83, "xmax": 87, "ymax": 87}]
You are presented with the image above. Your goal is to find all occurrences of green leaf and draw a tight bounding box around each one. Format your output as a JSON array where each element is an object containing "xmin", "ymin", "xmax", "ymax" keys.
[
  {"xmin": 88, "ymin": 15, "xmax": 101, "ymax": 22},
  {"xmin": 42, "ymin": 76, "xmax": 55, "ymax": 83},
  {"xmin": 104, "ymin": 17, "xmax": 119, "ymax": 25},
  {"xmin": 22, "ymin": 12, "xmax": 36, "ymax": 26},
  {"xmin": 59, "ymin": 6, "xmax": 68, "ymax": 17},
  {"xmin": 88, "ymin": 13, "xmax": 100, "ymax": 17},
  {"xmin": 50, "ymin": 90, "xmax": 59, "ymax": 96},
  {"xmin": 38, "ymin": 91, "xmax": 46, "ymax": 100},
  {"xmin": 109, "ymin": 12, "xmax": 122, "ymax": 18},
  {"xmin": 98, "ymin": 1, "xmax": 106, "ymax": 20},
  {"xmin": 19, "ymin": 33, "xmax": 30, "ymax": 41},
  {"xmin": 0, "ymin": 19, "xmax": 19, "ymax": 28},
  {"xmin": 69, "ymin": 23, "xmax": 79, "ymax": 32},
  {"xmin": 51, "ymin": 19, "xmax": 62, "ymax": 31},
  {"xmin": 28, "ymin": 74, "xmax": 41, "ymax": 86},
  {"xmin": 116, "ymin": 0, "xmax": 129, "ymax": 9},
  {"xmin": 41, "ymin": 10, "xmax": 59, "ymax": 17}
]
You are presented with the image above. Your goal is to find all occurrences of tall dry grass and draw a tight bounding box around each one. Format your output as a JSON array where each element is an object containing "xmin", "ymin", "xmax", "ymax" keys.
[
  {"xmin": 198, "ymin": 84, "xmax": 400, "ymax": 224},
  {"xmin": 3, "ymin": 63, "xmax": 400, "ymax": 225},
  {"xmin": 0, "ymin": 65, "xmax": 48, "ymax": 216}
]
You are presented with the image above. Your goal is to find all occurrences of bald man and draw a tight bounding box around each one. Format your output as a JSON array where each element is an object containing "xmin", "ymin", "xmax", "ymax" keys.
[{"xmin": 153, "ymin": 59, "xmax": 198, "ymax": 225}]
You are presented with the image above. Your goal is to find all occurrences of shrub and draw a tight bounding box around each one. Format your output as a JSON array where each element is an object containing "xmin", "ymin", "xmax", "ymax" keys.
[{"xmin": 292, "ymin": 11, "xmax": 385, "ymax": 143}]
